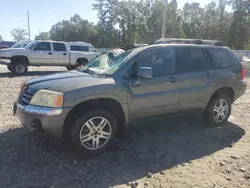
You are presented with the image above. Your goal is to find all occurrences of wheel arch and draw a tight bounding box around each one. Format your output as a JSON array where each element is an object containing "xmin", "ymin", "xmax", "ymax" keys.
[
  {"xmin": 11, "ymin": 55, "xmax": 30, "ymax": 65},
  {"xmin": 206, "ymin": 86, "xmax": 235, "ymax": 108},
  {"xmin": 63, "ymin": 98, "xmax": 127, "ymax": 140}
]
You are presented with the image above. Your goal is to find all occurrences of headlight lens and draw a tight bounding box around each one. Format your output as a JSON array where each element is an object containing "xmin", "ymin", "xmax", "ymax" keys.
[{"xmin": 30, "ymin": 90, "xmax": 64, "ymax": 108}]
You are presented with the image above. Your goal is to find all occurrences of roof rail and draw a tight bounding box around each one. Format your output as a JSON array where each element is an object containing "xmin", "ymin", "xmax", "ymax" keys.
[
  {"xmin": 154, "ymin": 38, "xmax": 224, "ymax": 46},
  {"xmin": 122, "ymin": 43, "xmax": 149, "ymax": 51}
]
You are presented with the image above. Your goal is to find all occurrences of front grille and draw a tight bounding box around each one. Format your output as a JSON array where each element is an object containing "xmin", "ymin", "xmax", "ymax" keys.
[{"xmin": 19, "ymin": 88, "xmax": 35, "ymax": 106}]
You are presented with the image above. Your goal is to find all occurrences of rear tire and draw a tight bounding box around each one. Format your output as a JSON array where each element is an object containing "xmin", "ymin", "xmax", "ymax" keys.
[
  {"xmin": 70, "ymin": 109, "xmax": 118, "ymax": 156},
  {"xmin": 205, "ymin": 94, "xmax": 231, "ymax": 127}
]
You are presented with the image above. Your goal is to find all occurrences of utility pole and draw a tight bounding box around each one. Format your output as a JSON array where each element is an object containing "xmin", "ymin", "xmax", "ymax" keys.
[
  {"xmin": 27, "ymin": 10, "xmax": 31, "ymax": 40},
  {"xmin": 161, "ymin": 0, "xmax": 168, "ymax": 38}
]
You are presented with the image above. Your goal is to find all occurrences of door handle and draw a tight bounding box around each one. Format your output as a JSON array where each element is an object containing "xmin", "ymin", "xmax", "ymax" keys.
[
  {"xmin": 169, "ymin": 77, "xmax": 176, "ymax": 83},
  {"xmin": 48, "ymin": 52, "xmax": 52, "ymax": 55},
  {"xmin": 63, "ymin": 53, "xmax": 67, "ymax": 55}
]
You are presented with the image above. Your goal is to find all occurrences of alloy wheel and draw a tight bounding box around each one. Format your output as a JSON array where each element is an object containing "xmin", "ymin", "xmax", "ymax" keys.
[
  {"xmin": 213, "ymin": 99, "xmax": 229, "ymax": 122},
  {"xmin": 79, "ymin": 117, "xmax": 112, "ymax": 150}
]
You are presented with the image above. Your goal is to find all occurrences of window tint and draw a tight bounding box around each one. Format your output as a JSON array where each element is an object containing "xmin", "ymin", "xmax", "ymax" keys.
[
  {"xmin": 53, "ymin": 43, "xmax": 66, "ymax": 51},
  {"xmin": 34, "ymin": 42, "xmax": 51, "ymax": 51},
  {"xmin": 70, "ymin": 45, "xmax": 89, "ymax": 52},
  {"xmin": 176, "ymin": 47, "xmax": 208, "ymax": 73},
  {"xmin": 136, "ymin": 47, "xmax": 175, "ymax": 76},
  {"xmin": 23, "ymin": 44, "xmax": 28, "ymax": 47},
  {"xmin": 208, "ymin": 48, "xmax": 235, "ymax": 68}
]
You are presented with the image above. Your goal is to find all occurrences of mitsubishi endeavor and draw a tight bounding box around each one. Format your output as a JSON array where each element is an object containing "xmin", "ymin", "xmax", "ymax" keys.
[{"xmin": 13, "ymin": 39, "xmax": 247, "ymax": 155}]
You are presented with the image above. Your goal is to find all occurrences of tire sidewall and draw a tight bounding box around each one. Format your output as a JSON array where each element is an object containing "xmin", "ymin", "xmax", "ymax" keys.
[
  {"xmin": 207, "ymin": 95, "xmax": 231, "ymax": 127},
  {"xmin": 70, "ymin": 109, "xmax": 118, "ymax": 155}
]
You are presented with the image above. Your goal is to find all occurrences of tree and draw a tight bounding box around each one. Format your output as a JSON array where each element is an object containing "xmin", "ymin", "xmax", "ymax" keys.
[
  {"xmin": 0, "ymin": 35, "xmax": 3, "ymax": 41},
  {"xmin": 34, "ymin": 32, "xmax": 49, "ymax": 40},
  {"xmin": 228, "ymin": 0, "xmax": 250, "ymax": 49},
  {"xmin": 42, "ymin": 0, "xmax": 250, "ymax": 49},
  {"xmin": 10, "ymin": 27, "xmax": 28, "ymax": 41},
  {"xmin": 49, "ymin": 14, "xmax": 99, "ymax": 45}
]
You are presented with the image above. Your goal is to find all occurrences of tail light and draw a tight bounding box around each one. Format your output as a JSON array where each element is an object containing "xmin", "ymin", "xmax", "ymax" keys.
[{"xmin": 241, "ymin": 68, "xmax": 245, "ymax": 80}]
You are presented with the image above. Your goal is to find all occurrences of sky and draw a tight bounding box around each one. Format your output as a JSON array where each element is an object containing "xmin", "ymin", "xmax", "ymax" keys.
[{"xmin": 0, "ymin": 0, "xmax": 214, "ymax": 41}]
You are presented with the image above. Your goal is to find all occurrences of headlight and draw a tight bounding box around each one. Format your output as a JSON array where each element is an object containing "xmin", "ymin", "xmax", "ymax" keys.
[{"xmin": 30, "ymin": 90, "xmax": 64, "ymax": 108}]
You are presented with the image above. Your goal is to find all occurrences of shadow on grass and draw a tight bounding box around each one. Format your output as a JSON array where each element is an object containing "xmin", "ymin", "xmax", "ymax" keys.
[{"xmin": 0, "ymin": 117, "xmax": 245, "ymax": 188}]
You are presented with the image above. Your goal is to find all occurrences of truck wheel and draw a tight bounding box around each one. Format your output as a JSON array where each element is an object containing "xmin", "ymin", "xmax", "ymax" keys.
[
  {"xmin": 205, "ymin": 94, "xmax": 231, "ymax": 127},
  {"xmin": 13, "ymin": 63, "xmax": 28, "ymax": 75},
  {"xmin": 70, "ymin": 109, "xmax": 118, "ymax": 156}
]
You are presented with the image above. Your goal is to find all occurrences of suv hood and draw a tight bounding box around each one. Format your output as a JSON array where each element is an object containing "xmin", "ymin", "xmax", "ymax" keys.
[{"xmin": 26, "ymin": 70, "xmax": 115, "ymax": 93}]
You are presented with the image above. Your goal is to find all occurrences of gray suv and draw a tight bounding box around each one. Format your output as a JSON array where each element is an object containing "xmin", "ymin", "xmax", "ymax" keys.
[{"xmin": 13, "ymin": 39, "xmax": 247, "ymax": 155}]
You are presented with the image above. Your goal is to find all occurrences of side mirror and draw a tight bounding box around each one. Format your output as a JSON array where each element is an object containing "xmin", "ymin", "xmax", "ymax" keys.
[{"xmin": 137, "ymin": 67, "xmax": 152, "ymax": 79}]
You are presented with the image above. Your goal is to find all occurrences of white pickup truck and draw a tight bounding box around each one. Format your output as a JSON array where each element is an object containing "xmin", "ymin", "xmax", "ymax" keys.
[{"xmin": 0, "ymin": 41, "xmax": 98, "ymax": 74}]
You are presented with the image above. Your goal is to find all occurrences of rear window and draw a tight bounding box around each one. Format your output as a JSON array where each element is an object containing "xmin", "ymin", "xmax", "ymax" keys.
[
  {"xmin": 176, "ymin": 47, "xmax": 210, "ymax": 73},
  {"xmin": 70, "ymin": 45, "xmax": 89, "ymax": 52},
  {"xmin": 208, "ymin": 48, "xmax": 238, "ymax": 68},
  {"xmin": 53, "ymin": 43, "xmax": 66, "ymax": 51}
]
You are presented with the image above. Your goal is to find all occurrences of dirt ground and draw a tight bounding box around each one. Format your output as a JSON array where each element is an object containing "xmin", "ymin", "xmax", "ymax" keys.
[{"xmin": 0, "ymin": 64, "xmax": 250, "ymax": 188}]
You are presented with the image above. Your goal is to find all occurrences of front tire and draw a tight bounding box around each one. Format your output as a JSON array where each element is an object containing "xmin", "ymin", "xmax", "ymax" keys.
[
  {"xmin": 70, "ymin": 109, "xmax": 118, "ymax": 155},
  {"xmin": 13, "ymin": 63, "xmax": 28, "ymax": 75},
  {"xmin": 205, "ymin": 95, "xmax": 231, "ymax": 127}
]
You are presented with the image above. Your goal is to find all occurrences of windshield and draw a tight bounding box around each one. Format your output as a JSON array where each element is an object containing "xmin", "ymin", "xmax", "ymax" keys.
[
  {"xmin": 25, "ymin": 42, "xmax": 38, "ymax": 49},
  {"xmin": 79, "ymin": 47, "xmax": 145, "ymax": 75},
  {"xmin": 11, "ymin": 41, "xmax": 29, "ymax": 48},
  {"xmin": 11, "ymin": 42, "xmax": 22, "ymax": 48}
]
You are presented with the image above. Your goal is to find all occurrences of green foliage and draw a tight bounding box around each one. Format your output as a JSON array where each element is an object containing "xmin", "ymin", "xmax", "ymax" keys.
[
  {"xmin": 34, "ymin": 32, "xmax": 49, "ymax": 40},
  {"xmin": 46, "ymin": 0, "xmax": 250, "ymax": 49},
  {"xmin": 10, "ymin": 27, "xmax": 28, "ymax": 41}
]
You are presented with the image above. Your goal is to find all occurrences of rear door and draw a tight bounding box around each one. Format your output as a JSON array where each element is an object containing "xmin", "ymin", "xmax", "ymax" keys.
[
  {"xmin": 52, "ymin": 42, "xmax": 69, "ymax": 65},
  {"xmin": 129, "ymin": 46, "xmax": 182, "ymax": 120},
  {"xmin": 175, "ymin": 46, "xmax": 217, "ymax": 111},
  {"xmin": 31, "ymin": 42, "xmax": 53, "ymax": 65}
]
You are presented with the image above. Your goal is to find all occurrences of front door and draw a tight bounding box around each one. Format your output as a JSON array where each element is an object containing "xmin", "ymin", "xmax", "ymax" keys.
[
  {"xmin": 128, "ymin": 46, "xmax": 181, "ymax": 120},
  {"xmin": 31, "ymin": 42, "xmax": 53, "ymax": 65},
  {"xmin": 175, "ymin": 46, "xmax": 217, "ymax": 111}
]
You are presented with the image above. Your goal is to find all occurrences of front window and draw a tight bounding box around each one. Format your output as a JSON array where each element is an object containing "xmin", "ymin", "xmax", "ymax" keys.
[
  {"xmin": 33, "ymin": 42, "xmax": 51, "ymax": 51},
  {"xmin": 79, "ymin": 47, "xmax": 145, "ymax": 75}
]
